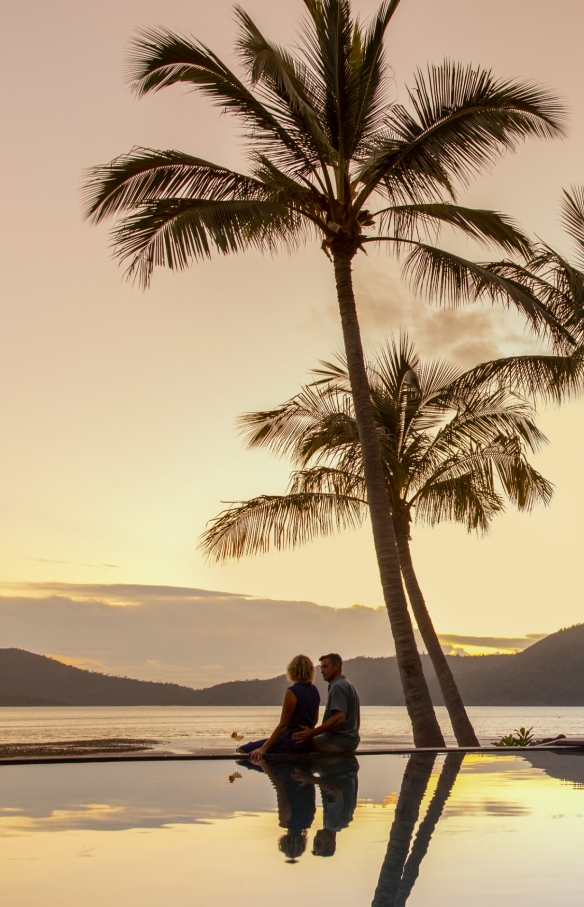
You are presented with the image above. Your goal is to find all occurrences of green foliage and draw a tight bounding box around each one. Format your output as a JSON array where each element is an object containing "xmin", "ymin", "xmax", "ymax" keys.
[{"xmin": 492, "ymin": 727, "xmax": 534, "ymax": 747}]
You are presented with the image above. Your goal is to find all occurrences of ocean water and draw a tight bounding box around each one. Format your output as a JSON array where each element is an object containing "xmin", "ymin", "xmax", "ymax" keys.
[
  {"xmin": 0, "ymin": 705, "xmax": 582, "ymax": 750},
  {"xmin": 2, "ymin": 751, "xmax": 584, "ymax": 905}
]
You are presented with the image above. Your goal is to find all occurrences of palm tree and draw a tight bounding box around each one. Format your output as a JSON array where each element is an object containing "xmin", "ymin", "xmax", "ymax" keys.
[
  {"xmin": 200, "ymin": 339, "xmax": 553, "ymax": 745},
  {"xmin": 83, "ymin": 0, "xmax": 567, "ymax": 745},
  {"xmin": 458, "ymin": 187, "xmax": 584, "ymax": 400}
]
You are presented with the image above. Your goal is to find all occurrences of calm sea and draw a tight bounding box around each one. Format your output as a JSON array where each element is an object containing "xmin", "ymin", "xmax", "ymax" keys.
[{"xmin": 0, "ymin": 705, "xmax": 582, "ymax": 750}]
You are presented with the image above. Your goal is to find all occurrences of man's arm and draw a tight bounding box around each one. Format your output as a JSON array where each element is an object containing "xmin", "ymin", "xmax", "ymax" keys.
[{"xmin": 291, "ymin": 710, "xmax": 346, "ymax": 744}]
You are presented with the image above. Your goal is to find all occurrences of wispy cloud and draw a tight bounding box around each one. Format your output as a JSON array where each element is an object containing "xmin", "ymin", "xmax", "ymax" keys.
[
  {"xmin": 29, "ymin": 559, "xmax": 120, "ymax": 570},
  {"xmin": 438, "ymin": 633, "xmax": 546, "ymax": 651}
]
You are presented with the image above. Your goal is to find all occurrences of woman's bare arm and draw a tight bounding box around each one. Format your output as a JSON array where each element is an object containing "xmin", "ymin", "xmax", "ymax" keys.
[{"xmin": 249, "ymin": 690, "xmax": 297, "ymax": 762}]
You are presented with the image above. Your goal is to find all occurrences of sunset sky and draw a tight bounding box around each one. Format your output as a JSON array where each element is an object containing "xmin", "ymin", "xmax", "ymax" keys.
[{"xmin": 2, "ymin": 0, "xmax": 584, "ymax": 668}]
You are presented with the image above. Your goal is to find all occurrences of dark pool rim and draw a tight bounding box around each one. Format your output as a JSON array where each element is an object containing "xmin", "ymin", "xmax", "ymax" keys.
[{"xmin": 1, "ymin": 744, "xmax": 583, "ymax": 766}]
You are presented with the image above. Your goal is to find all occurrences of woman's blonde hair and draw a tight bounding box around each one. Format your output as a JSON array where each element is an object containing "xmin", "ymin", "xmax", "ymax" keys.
[{"xmin": 287, "ymin": 654, "xmax": 315, "ymax": 683}]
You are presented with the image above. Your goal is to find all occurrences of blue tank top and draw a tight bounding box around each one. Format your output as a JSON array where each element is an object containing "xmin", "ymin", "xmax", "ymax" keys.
[{"xmin": 288, "ymin": 682, "xmax": 320, "ymax": 730}]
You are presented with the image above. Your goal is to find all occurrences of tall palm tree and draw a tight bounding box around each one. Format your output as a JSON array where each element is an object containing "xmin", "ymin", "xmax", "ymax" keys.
[
  {"xmin": 200, "ymin": 340, "xmax": 553, "ymax": 745},
  {"xmin": 83, "ymin": 0, "xmax": 567, "ymax": 745}
]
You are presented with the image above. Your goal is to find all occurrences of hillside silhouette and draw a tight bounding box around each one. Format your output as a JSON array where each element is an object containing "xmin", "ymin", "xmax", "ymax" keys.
[{"xmin": 0, "ymin": 625, "xmax": 583, "ymax": 705}]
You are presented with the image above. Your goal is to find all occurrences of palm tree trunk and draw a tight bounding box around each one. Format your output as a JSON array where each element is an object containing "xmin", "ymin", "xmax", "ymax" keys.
[
  {"xmin": 332, "ymin": 248, "xmax": 444, "ymax": 747},
  {"xmin": 393, "ymin": 518, "xmax": 479, "ymax": 747}
]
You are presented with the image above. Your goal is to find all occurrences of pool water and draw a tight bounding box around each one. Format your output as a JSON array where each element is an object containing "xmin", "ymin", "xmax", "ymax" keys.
[{"xmin": 1, "ymin": 751, "xmax": 583, "ymax": 905}]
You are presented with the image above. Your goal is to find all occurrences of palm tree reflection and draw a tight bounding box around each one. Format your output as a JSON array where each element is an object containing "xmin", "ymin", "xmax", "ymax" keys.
[{"xmin": 373, "ymin": 753, "xmax": 464, "ymax": 906}]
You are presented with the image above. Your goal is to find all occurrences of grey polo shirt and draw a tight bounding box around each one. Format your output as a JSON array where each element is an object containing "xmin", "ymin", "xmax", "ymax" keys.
[{"xmin": 322, "ymin": 675, "xmax": 360, "ymax": 750}]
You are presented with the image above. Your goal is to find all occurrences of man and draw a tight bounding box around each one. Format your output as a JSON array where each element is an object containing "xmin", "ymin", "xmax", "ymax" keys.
[{"xmin": 292, "ymin": 653, "xmax": 360, "ymax": 753}]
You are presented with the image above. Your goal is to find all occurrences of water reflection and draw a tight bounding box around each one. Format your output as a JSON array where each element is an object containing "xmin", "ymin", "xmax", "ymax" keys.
[
  {"xmin": 4, "ymin": 753, "xmax": 584, "ymax": 906},
  {"xmin": 524, "ymin": 751, "xmax": 584, "ymax": 788},
  {"xmin": 247, "ymin": 752, "xmax": 462, "ymax": 901},
  {"xmin": 372, "ymin": 753, "xmax": 462, "ymax": 906},
  {"xmin": 241, "ymin": 756, "xmax": 359, "ymax": 862}
]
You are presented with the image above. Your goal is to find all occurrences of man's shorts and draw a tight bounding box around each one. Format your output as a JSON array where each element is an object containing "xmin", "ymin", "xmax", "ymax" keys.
[{"xmin": 312, "ymin": 733, "xmax": 358, "ymax": 753}]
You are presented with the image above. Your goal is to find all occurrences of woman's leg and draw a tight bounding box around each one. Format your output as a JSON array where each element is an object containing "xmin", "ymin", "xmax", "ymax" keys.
[{"xmin": 237, "ymin": 738, "xmax": 268, "ymax": 754}]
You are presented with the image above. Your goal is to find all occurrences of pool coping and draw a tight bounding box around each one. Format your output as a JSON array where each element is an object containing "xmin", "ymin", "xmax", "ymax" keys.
[{"xmin": 1, "ymin": 745, "xmax": 583, "ymax": 766}]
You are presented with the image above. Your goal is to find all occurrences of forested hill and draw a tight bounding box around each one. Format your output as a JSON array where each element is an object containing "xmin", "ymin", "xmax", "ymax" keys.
[
  {"xmin": 0, "ymin": 649, "xmax": 204, "ymax": 706},
  {"xmin": 1, "ymin": 624, "xmax": 584, "ymax": 705}
]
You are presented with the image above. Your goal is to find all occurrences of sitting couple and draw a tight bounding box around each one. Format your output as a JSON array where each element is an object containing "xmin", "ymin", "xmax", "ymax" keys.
[{"xmin": 238, "ymin": 652, "xmax": 360, "ymax": 762}]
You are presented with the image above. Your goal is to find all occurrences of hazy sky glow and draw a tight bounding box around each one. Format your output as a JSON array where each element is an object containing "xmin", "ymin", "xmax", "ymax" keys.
[
  {"xmin": 2, "ymin": 0, "xmax": 584, "ymax": 652},
  {"xmin": 0, "ymin": 583, "xmax": 546, "ymax": 686}
]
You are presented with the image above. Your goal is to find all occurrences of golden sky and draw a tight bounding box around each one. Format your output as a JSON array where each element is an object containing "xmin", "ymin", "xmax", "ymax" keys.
[{"xmin": 1, "ymin": 0, "xmax": 584, "ymax": 643}]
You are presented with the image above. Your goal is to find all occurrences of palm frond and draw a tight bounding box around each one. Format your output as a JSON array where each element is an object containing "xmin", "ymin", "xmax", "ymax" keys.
[
  {"xmin": 420, "ymin": 391, "xmax": 546, "ymax": 458},
  {"xmin": 238, "ymin": 383, "xmax": 352, "ymax": 455},
  {"xmin": 414, "ymin": 470, "xmax": 503, "ymax": 533},
  {"xmin": 359, "ymin": 62, "xmax": 566, "ymax": 199},
  {"xmin": 487, "ymin": 253, "xmax": 584, "ymax": 348},
  {"xmin": 199, "ymin": 490, "xmax": 366, "ymax": 561},
  {"xmin": 560, "ymin": 185, "xmax": 584, "ymax": 270},
  {"xmin": 82, "ymin": 148, "xmax": 270, "ymax": 224},
  {"xmin": 127, "ymin": 28, "xmax": 317, "ymax": 175},
  {"xmin": 454, "ymin": 348, "xmax": 584, "ymax": 403},
  {"xmin": 376, "ymin": 203, "xmax": 532, "ymax": 256},
  {"xmin": 494, "ymin": 455, "xmax": 553, "ymax": 511},
  {"xmin": 300, "ymin": 0, "xmax": 354, "ymax": 168},
  {"xmin": 345, "ymin": 0, "xmax": 402, "ymax": 155},
  {"xmin": 401, "ymin": 242, "xmax": 574, "ymax": 344},
  {"xmin": 111, "ymin": 197, "xmax": 302, "ymax": 286},
  {"xmin": 234, "ymin": 7, "xmax": 335, "ymax": 171},
  {"xmin": 289, "ymin": 465, "xmax": 366, "ymax": 498},
  {"xmin": 410, "ymin": 356, "xmax": 464, "ymax": 402}
]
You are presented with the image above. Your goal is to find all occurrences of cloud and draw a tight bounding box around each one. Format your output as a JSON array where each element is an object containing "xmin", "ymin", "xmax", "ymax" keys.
[
  {"xmin": 352, "ymin": 257, "xmax": 539, "ymax": 368},
  {"xmin": 437, "ymin": 633, "xmax": 546, "ymax": 651},
  {"xmin": 0, "ymin": 761, "xmax": 274, "ymax": 832},
  {"xmin": 29, "ymin": 560, "xmax": 120, "ymax": 570},
  {"xmin": 0, "ymin": 583, "xmax": 548, "ymax": 686},
  {"xmin": 0, "ymin": 582, "xmax": 400, "ymax": 687}
]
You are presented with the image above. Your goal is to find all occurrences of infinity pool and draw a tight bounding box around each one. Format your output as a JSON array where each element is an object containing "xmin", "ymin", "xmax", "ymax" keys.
[{"xmin": 1, "ymin": 751, "xmax": 583, "ymax": 905}]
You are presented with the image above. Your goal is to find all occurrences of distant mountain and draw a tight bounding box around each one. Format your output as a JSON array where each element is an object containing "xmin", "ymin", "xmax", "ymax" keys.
[
  {"xmin": 0, "ymin": 649, "xmax": 205, "ymax": 706},
  {"xmin": 1, "ymin": 625, "xmax": 584, "ymax": 706},
  {"xmin": 195, "ymin": 625, "xmax": 584, "ymax": 707},
  {"xmin": 442, "ymin": 623, "xmax": 584, "ymax": 706}
]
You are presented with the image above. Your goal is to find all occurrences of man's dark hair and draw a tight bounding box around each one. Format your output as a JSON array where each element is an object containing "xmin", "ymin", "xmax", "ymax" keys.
[{"xmin": 319, "ymin": 653, "xmax": 342, "ymax": 668}]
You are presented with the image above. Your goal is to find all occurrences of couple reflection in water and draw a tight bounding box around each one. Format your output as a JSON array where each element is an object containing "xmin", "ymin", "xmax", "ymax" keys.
[
  {"xmin": 241, "ymin": 754, "xmax": 359, "ymax": 862},
  {"xmin": 241, "ymin": 751, "xmax": 463, "ymax": 905}
]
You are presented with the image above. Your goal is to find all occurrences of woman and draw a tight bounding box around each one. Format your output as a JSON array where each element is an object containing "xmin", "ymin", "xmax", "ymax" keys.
[{"xmin": 238, "ymin": 654, "xmax": 320, "ymax": 762}]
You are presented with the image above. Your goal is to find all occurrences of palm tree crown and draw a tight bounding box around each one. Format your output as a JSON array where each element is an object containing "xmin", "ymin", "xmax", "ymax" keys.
[
  {"xmin": 201, "ymin": 339, "xmax": 552, "ymax": 560},
  {"xmin": 84, "ymin": 0, "xmax": 566, "ymax": 339}
]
